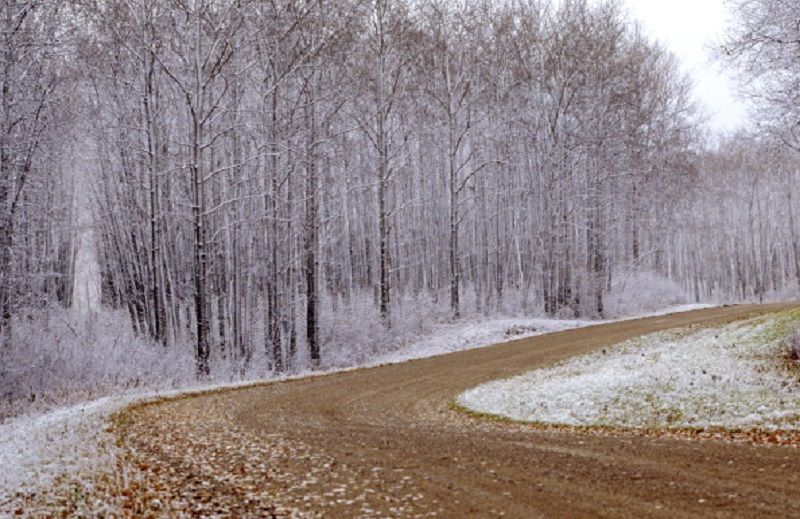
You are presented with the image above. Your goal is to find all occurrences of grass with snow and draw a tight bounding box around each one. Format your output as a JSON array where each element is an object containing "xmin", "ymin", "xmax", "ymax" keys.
[
  {"xmin": 458, "ymin": 309, "xmax": 800, "ymax": 431},
  {"xmin": 0, "ymin": 397, "xmax": 123, "ymax": 512}
]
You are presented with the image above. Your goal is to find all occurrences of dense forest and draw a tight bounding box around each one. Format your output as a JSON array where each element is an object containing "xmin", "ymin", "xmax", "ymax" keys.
[{"xmin": 0, "ymin": 0, "xmax": 798, "ymax": 384}]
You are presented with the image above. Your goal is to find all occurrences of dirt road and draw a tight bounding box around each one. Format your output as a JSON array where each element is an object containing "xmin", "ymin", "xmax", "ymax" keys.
[{"xmin": 114, "ymin": 304, "xmax": 800, "ymax": 517}]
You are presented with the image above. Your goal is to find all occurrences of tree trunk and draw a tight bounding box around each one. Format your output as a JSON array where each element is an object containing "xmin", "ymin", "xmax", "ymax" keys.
[
  {"xmin": 192, "ymin": 6, "xmax": 209, "ymax": 378},
  {"xmin": 305, "ymin": 79, "xmax": 320, "ymax": 368}
]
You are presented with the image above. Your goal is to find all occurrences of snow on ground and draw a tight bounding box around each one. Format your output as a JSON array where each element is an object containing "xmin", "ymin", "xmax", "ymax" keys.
[
  {"xmin": 370, "ymin": 318, "xmax": 594, "ymax": 365},
  {"xmin": 458, "ymin": 309, "xmax": 800, "ymax": 430},
  {"xmin": 370, "ymin": 304, "xmax": 716, "ymax": 366},
  {"xmin": 0, "ymin": 302, "xmax": 719, "ymax": 506},
  {"xmin": 629, "ymin": 303, "xmax": 715, "ymax": 318},
  {"xmin": 0, "ymin": 396, "xmax": 124, "ymax": 508}
]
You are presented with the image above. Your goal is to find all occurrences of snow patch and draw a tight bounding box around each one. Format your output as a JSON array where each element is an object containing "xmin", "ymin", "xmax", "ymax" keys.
[
  {"xmin": 0, "ymin": 396, "xmax": 125, "ymax": 506},
  {"xmin": 631, "ymin": 303, "xmax": 715, "ymax": 318},
  {"xmin": 458, "ymin": 310, "xmax": 800, "ymax": 430},
  {"xmin": 370, "ymin": 318, "xmax": 594, "ymax": 365}
]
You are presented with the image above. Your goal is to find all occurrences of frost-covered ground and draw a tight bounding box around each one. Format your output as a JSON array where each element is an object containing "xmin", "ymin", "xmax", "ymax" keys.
[
  {"xmin": 0, "ymin": 396, "xmax": 122, "ymax": 511},
  {"xmin": 364, "ymin": 304, "xmax": 714, "ymax": 366},
  {"xmin": 370, "ymin": 317, "xmax": 593, "ymax": 364},
  {"xmin": 458, "ymin": 309, "xmax": 800, "ymax": 431},
  {"xmin": 0, "ymin": 303, "xmax": 716, "ymax": 508}
]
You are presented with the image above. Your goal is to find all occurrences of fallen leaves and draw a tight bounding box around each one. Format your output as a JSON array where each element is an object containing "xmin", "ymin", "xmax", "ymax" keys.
[{"xmin": 9, "ymin": 388, "xmax": 441, "ymax": 517}]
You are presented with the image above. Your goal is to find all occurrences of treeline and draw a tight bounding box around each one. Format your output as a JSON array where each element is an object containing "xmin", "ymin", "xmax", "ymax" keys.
[
  {"xmin": 674, "ymin": 139, "xmax": 800, "ymax": 303},
  {"xmin": 1, "ymin": 0, "xmax": 798, "ymax": 377}
]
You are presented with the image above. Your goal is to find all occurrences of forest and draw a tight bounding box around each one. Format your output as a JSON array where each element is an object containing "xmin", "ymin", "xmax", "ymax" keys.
[{"xmin": 0, "ymin": 0, "xmax": 798, "ymax": 404}]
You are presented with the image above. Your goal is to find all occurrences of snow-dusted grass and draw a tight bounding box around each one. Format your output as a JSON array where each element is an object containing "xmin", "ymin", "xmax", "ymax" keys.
[
  {"xmin": 0, "ymin": 396, "xmax": 123, "ymax": 510},
  {"xmin": 0, "ymin": 379, "xmax": 303, "ymax": 509},
  {"xmin": 458, "ymin": 309, "xmax": 800, "ymax": 431}
]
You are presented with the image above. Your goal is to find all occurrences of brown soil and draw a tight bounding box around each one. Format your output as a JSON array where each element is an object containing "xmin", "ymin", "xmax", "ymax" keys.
[{"xmin": 36, "ymin": 304, "xmax": 800, "ymax": 517}]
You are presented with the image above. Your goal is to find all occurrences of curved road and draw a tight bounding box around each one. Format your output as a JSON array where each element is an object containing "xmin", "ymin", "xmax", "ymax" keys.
[{"xmin": 116, "ymin": 304, "xmax": 800, "ymax": 517}]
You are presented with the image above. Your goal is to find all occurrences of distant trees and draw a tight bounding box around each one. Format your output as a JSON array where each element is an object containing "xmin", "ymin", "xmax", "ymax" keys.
[
  {"xmin": 418, "ymin": 0, "xmax": 486, "ymax": 319},
  {"xmin": 2, "ymin": 0, "xmax": 797, "ymax": 376},
  {"xmin": 705, "ymin": 0, "xmax": 800, "ymax": 301},
  {"xmin": 166, "ymin": 0, "xmax": 243, "ymax": 376},
  {"xmin": 670, "ymin": 137, "xmax": 800, "ymax": 303},
  {"xmin": 351, "ymin": 0, "xmax": 416, "ymax": 327}
]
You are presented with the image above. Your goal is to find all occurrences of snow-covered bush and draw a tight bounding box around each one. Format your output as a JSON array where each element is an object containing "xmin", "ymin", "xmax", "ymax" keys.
[
  {"xmin": 758, "ymin": 282, "xmax": 800, "ymax": 305},
  {"xmin": 319, "ymin": 291, "xmax": 446, "ymax": 367},
  {"xmin": 1, "ymin": 292, "xmax": 515, "ymax": 421},
  {"xmin": 0, "ymin": 308, "xmax": 194, "ymax": 421},
  {"xmin": 604, "ymin": 271, "xmax": 689, "ymax": 318},
  {"xmin": 0, "ymin": 292, "xmax": 513, "ymax": 420}
]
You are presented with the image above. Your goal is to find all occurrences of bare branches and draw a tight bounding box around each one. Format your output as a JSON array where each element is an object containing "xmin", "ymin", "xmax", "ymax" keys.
[{"xmin": 9, "ymin": 0, "xmax": 787, "ymax": 378}]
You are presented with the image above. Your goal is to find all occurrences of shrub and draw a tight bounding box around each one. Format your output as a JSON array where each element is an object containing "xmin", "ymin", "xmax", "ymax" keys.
[
  {"xmin": 0, "ymin": 308, "xmax": 195, "ymax": 421},
  {"xmin": 784, "ymin": 327, "xmax": 800, "ymax": 362},
  {"xmin": 604, "ymin": 271, "xmax": 689, "ymax": 318}
]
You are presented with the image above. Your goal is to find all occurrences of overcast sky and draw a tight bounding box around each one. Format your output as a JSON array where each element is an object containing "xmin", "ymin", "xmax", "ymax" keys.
[{"xmin": 622, "ymin": 0, "xmax": 747, "ymax": 135}]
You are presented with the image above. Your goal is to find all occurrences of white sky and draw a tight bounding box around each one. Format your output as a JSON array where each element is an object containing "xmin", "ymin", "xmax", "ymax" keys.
[{"xmin": 621, "ymin": 0, "xmax": 747, "ymax": 135}]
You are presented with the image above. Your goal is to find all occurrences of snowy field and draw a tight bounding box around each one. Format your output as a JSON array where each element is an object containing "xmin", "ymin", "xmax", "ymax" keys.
[
  {"xmin": 0, "ymin": 303, "xmax": 712, "ymax": 506},
  {"xmin": 458, "ymin": 309, "xmax": 800, "ymax": 431}
]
